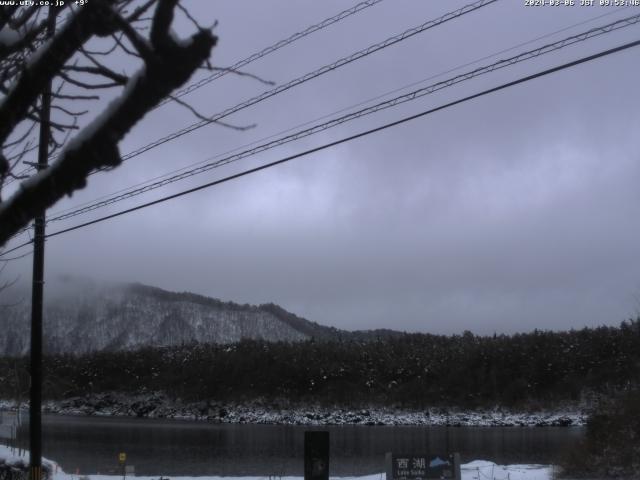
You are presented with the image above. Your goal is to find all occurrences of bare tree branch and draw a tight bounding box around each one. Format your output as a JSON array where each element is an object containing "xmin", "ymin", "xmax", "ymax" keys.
[
  {"xmin": 111, "ymin": 31, "xmax": 143, "ymax": 58},
  {"xmin": 0, "ymin": 1, "xmax": 118, "ymax": 146},
  {"xmin": 58, "ymin": 70, "xmax": 126, "ymax": 90},
  {"xmin": 62, "ymin": 64, "xmax": 129, "ymax": 85},
  {"xmin": 52, "ymin": 93, "xmax": 100, "ymax": 101},
  {"xmin": 0, "ymin": 0, "xmax": 217, "ymax": 245},
  {"xmin": 211, "ymin": 66, "xmax": 275, "ymax": 86},
  {"xmin": 150, "ymin": 0, "xmax": 178, "ymax": 50},
  {"xmin": 0, "ymin": 6, "xmax": 20, "ymax": 31},
  {"xmin": 0, "ymin": 17, "xmax": 47, "ymax": 60},
  {"xmin": 169, "ymin": 94, "xmax": 255, "ymax": 131},
  {"xmin": 113, "ymin": 14, "xmax": 154, "ymax": 61},
  {"xmin": 126, "ymin": 0, "xmax": 157, "ymax": 23},
  {"xmin": 51, "ymin": 105, "xmax": 89, "ymax": 117},
  {"xmin": 176, "ymin": 1, "xmax": 205, "ymax": 31}
]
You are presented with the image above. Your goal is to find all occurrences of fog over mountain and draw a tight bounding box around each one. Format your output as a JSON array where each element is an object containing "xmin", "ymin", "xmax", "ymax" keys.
[{"xmin": 0, "ymin": 278, "xmax": 353, "ymax": 356}]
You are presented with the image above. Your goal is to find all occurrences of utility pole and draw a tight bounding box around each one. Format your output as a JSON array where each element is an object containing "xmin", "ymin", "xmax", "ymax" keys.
[{"xmin": 29, "ymin": 7, "xmax": 56, "ymax": 480}]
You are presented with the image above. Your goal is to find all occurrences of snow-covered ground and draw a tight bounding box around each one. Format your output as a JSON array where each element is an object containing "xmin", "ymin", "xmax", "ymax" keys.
[
  {"xmin": 0, "ymin": 445, "xmax": 556, "ymax": 480},
  {"xmin": 0, "ymin": 444, "xmax": 57, "ymax": 477}
]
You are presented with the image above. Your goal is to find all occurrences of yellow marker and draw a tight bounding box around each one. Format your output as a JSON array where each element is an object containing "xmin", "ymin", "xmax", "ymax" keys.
[{"xmin": 119, "ymin": 452, "xmax": 127, "ymax": 464}]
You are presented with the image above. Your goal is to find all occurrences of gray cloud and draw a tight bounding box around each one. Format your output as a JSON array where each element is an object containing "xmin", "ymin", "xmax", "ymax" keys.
[{"xmin": 3, "ymin": 0, "xmax": 640, "ymax": 334}]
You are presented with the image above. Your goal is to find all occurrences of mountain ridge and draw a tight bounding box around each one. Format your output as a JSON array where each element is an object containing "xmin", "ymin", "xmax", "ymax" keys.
[{"xmin": 0, "ymin": 280, "xmax": 403, "ymax": 356}]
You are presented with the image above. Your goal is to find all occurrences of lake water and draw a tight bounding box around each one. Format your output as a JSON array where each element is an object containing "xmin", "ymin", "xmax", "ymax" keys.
[{"xmin": 14, "ymin": 415, "xmax": 584, "ymax": 476}]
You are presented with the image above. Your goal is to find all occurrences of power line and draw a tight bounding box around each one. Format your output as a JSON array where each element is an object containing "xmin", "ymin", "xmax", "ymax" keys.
[
  {"xmin": 97, "ymin": 0, "xmax": 498, "ymax": 170},
  {"xmin": 4, "ymin": 8, "xmax": 638, "ymax": 247},
  {"xmin": 4, "ymin": 0, "xmax": 498, "ymax": 212},
  {"xmin": 3, "ymin": 36, "xmax": 637, "ymax": 257},
  {"xmin": 44, "ymin": 5, "xmax": 633, "ymax": 220},
  {"xmin": 2, "ymin": 0, "xmax": 387, "ymax": 186},
  {"xmin": 13, "ymin": 0, "xmax": 497, "ymax": 182},
  {"xmin": 0, "ymin": 229, "xmax": 31, "ymax": 258},
  {"xmin": 157, "ymin": 0, "xmax": 386, "ymax": 108},
  {"xmin": 0, "ymin": 249, "xmax": 32, "ymax": 262},
  {"xmin": 38, "ymin": 12, "xmax": 640, "ymax": 227},
  {"xmin": 43, "ymin": 39, "xmax": 640, "ymax": 237}
]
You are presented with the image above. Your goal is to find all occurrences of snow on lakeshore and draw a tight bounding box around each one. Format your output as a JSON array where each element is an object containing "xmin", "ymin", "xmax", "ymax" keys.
[
  {"xmin": 0, "ymin": 395, "xmax": 586, "ymax": 427},
  {"xmin": 0, "ymin": 445, "xmax": 555, "ymax": 480},
  {"xmin": 81, "ymin": 466, "xmax": 555, "ymax": 480},
  {"xmin": 0, "ymin": 444, "xmax": 59, "ymax": 476}
]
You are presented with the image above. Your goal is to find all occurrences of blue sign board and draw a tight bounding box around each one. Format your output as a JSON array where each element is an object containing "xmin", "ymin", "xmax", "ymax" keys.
[{"xmin": 386, "ymin": 453, "xmax": 461, "ymax": 480}]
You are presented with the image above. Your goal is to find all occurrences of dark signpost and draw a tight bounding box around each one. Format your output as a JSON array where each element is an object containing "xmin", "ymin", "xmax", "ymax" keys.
[
  {"xmin": 304, "ymin": 431, "xmax": 330, "ymax": 480},
  {"xmin": 386, "ymin": 453, "xmax": 461, "ymax": 480},
  {"xmin": 119, "ymin": 452, "xmax": 126, "ymax": 480}
]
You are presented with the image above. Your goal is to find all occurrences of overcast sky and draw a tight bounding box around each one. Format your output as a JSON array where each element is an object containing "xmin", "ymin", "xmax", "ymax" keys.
[{"xmin": 3, "ymin": 0, "xmax": 640, "ymax": 334}]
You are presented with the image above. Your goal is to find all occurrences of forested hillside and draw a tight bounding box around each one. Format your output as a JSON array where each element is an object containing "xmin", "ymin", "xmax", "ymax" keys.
[
  {"xmin": 1, "ymin": 320, "xmax": 638, "ymax": 408},
  {"xmin": 0, "ymin": 282, "xmax": 338, "ymax": 355}
]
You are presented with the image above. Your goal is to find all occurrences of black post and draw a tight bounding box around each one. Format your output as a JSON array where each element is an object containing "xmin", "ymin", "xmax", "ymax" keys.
[
  {"xmin": 29, "ymin": 8, "xmax": 55, "ymax": 480},
  {"xmin": 304, "ymin": 431, "xmax": 329, "ymax": 480}
]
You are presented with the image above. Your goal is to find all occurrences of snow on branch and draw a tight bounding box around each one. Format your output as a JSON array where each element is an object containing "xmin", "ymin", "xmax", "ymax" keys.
[
  {"xmin": 0, "ymin": 0, "xmax": 217, "ymax": 246},
  {"xmin": 0, "ymin": 1, "xmax": 117, "ymax": 146}
]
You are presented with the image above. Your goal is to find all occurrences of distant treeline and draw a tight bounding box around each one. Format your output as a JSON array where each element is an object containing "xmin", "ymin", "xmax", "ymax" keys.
[{"xmin": 1, "ymin": 320, "xmax": 639, "ymax": 408}]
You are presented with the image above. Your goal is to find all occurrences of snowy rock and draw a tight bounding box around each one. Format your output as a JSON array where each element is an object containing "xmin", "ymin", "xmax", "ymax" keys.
[{"xmin": 29, "ymin": 394, "xmax": 588, "ymax": 427}]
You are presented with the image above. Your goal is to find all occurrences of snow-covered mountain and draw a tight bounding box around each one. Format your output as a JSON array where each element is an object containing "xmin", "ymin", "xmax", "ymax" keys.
[{"xmin": 0, "ymin": 279, "xmax": 343, "ymax": 355}]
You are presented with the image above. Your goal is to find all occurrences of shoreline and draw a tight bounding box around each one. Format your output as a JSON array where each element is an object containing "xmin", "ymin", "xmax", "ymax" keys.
[{"xmin": 1, "ymin": 394, "xmax": 587, "ymax": 427}]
